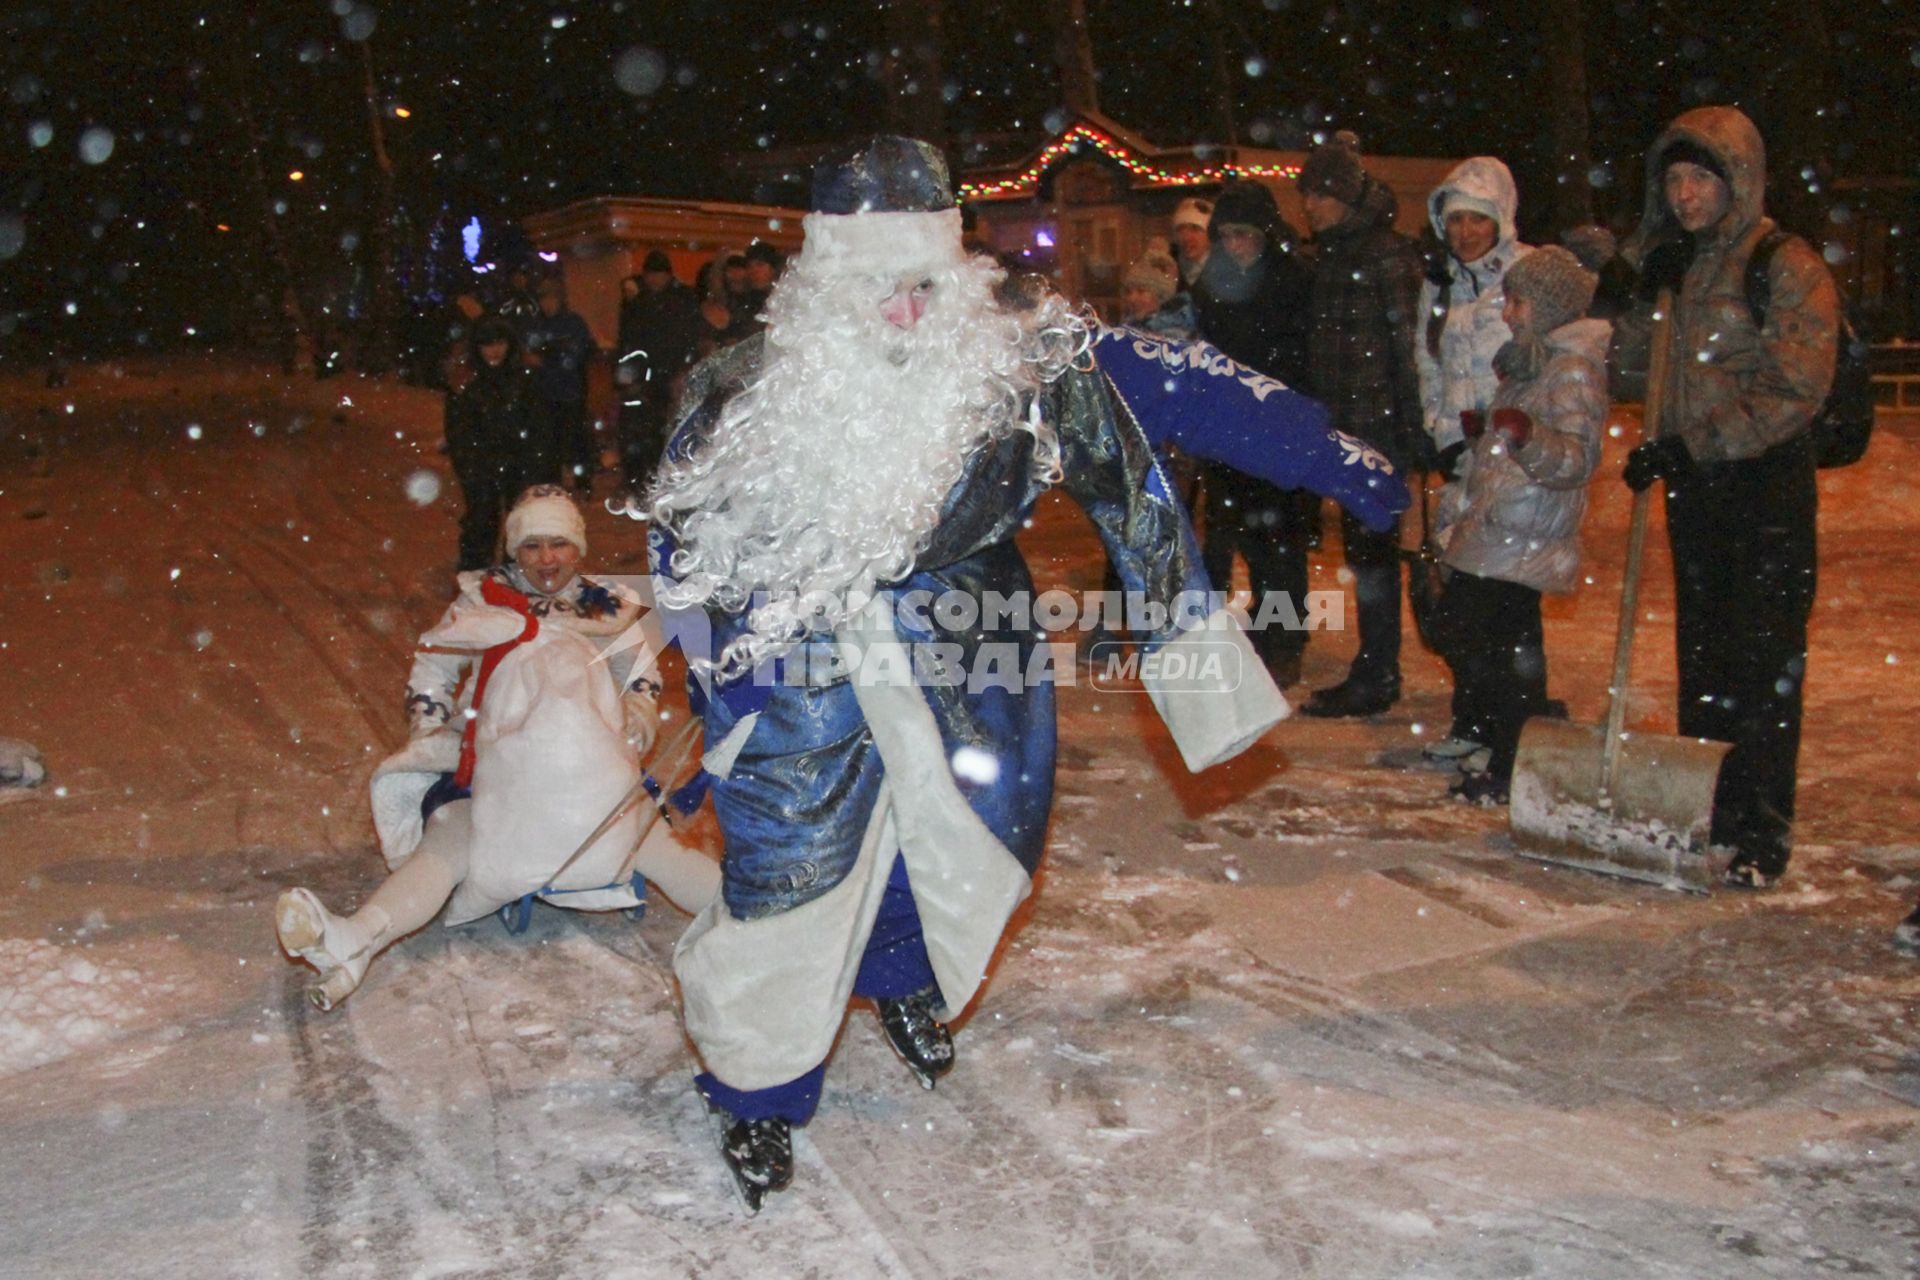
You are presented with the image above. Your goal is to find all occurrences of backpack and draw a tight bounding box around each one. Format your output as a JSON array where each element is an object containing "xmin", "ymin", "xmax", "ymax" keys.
[{"xmin": 1743, "ymin": 229, "xmax": 1874, "ymax": 468}]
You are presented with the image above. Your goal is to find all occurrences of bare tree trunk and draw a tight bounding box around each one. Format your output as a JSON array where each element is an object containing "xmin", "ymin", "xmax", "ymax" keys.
[
  {"xmin": 879, "ymin": 0, "xmax": 950, "ymax": 157},
  {"xmin": 356, "ymin": 39, "xmax": 399, "ymax": 373},
  {"xmin": 1766, "ymin": 0, "xmax": 1837, "ymax": 242},
  {"xmin": 225, "ymin": 4, "xmax": 310, "ymax": 371},
  {"xmin": 1197, "ymin": 0, "xmax": 1240, "ymax": 146},
  {"xmin": 1543, "ymin": 0, "xmax": 1594, "ymax": 232},
  {"xmin": 1048, "ymin": 0, "xmax": 1100, "ymax": 117}
]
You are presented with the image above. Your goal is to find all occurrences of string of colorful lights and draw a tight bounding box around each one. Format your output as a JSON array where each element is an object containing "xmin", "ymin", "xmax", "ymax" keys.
[{"xmin": 958, "ymin": 123, "xmax": 1304, "ymax": 202}]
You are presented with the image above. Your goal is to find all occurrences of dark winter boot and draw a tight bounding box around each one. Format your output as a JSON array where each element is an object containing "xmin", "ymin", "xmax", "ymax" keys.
[
  {"xmin": 876, "ymin": 989, "xmax": 955, "ymax": 1090},
  {"xmin": 1298, "ymin": 675, "xmax": 1400, "ymax": 719},
  {"xmin": 1260, "ymin": 644, "xmax": 1303, "ymax": 690},
  {"xmin": 1723, "ymin": 848, "xmax": 1786, "ymax": 891},
  {"xmin": 1448, "ymin": 769, "xmax": 1509, "ymax": 807},
  {"xmin": 712, "ymin": 1110, "xmax": 793, "ymax": 1213},
  {"xmin": 1893, "ymin": 902, "xmax": 1920, "ymax": 957}
]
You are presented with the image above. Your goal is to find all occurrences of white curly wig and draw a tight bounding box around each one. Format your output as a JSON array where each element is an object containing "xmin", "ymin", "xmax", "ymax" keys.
[{"xmin": 649, "ymin": 209, "xmax": 1085, "ymax": 677}]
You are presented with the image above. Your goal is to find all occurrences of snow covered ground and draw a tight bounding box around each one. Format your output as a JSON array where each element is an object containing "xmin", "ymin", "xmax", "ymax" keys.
[{"xmin": 1, "ymin": 358, "xmax": 1916, "ymax": 1278}]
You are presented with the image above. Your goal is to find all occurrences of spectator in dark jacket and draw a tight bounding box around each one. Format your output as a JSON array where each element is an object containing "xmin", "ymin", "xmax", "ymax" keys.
[
  {"xmin": 1191, "ymin": 180, "xmax": 1318, "ymax": 686},
  {"xmin": 491, "ymin": 266, "xmax": 541, "ymax": 338},
  {"xmin": 697, "ymin": 251, "xmax": 759, "ymax": 352},
  {"xmin": 616, "ymin": 249, "xmax": 704, "ymax": 488},
  {"xmin": 444, "ymin": 315, "xmax": 557, "ymax": 570},
  {"xmin": 1295, "ymin": 136, "xmax": 1425, "ymax": 717},
  {"xmin": 741, "ymin": 241, "xmax": 784, "ymax": 329},
  {"xmin": 524, "ymin": 277, "xmax": 599, "ymax": 488},
  {"xmin": 1615, "ymin": 106, "xmax": 1839, "ymax": 890}
]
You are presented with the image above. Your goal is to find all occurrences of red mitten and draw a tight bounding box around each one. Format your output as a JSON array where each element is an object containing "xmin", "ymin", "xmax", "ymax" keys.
[
  {"xmin": 1459, "ymin": 409, "xmax": 1487, "ymax": 440},
  {"xmin": 1490, "ymin": 407, "xmax": 1533, "ymax": 449}
]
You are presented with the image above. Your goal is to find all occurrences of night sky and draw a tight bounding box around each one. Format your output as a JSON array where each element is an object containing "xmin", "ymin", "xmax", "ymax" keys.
[{"xmin": 3, "ymin": 0, "xmax": 1916, "ymax": 353}]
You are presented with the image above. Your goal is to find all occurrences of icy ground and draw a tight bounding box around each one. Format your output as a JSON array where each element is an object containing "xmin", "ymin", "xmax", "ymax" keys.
[{"xmin": 1, "ymin": 358, "xmax": 1916, "ymax": 1279}]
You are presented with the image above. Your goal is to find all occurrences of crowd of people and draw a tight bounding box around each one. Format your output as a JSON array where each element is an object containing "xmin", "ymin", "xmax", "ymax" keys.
[
  {"xmin": 432, "ymin": 237, "xmax": 791, "ymax": 571},
  {"xmin": 280, "ymin": 106, "xmax": 1915, "ymax": 1215}
]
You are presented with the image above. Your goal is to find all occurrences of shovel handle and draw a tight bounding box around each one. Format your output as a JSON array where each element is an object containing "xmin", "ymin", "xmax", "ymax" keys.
[{"xmin": 1601, "ymin": 289, "xmax": 1675, "ymax": 798}]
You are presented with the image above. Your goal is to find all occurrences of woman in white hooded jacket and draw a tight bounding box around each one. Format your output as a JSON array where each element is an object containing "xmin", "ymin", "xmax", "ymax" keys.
[
  {"xmin": 1416, "ymin": 156, "xmax": 1533, "ymax": 455},
  {"xmin": 1416, "ymin": 156, "xmax": 1533, "ymax": 762},
  {"xmin": 274, "ymin": 487, "xmax": 720, "ymax": 1009}
]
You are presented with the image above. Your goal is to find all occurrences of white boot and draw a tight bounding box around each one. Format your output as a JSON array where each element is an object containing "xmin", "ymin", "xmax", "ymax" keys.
[{"xmin": 274, "ymin": 888, "xmax": 392, "ymax": 1011}]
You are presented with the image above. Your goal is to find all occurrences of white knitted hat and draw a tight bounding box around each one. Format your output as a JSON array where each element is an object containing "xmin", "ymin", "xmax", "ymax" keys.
[
  {"xmin": 1172, "ymin": 197, "xmax": 1214, "ymax": 232},
  {"xmin": 504, "ymin": 485, "xmax": 587, "ymax": 555}
]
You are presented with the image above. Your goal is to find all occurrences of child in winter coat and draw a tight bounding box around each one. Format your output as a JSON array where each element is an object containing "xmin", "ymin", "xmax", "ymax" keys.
[
  {"xmin": 1430, "ymin": 246, "xmax": 1609, "ymax": 803},
  {"xmin": 273, "ymin": 488, "xmax": 720, "ymax": 1009}
]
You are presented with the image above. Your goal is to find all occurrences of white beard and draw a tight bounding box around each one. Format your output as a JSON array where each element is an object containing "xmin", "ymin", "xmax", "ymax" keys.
[{"xmin": 650, "ymin": 249, "xmax": 1081, "ymax": 677}]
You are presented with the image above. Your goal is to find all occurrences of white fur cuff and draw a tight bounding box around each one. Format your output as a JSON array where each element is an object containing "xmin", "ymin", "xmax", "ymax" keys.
[{"xmin": 1144, "ymin": 609, "xmax": 1290, "ymax": 771}]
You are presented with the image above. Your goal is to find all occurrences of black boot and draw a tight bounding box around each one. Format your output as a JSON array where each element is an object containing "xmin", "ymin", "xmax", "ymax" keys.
[
  {"xmin": 1299, "ymin": 674, "xmax": 1400, "ymax": 719},
  {"xmin": 876, "ymin": 989, "xmax": 955, "ymax": 1089},
  {"xmin": 713, "ymin": 1110, "xmax": 793, "ymax": 1213},
  {"xmin": 1723, "ymin": 847, "xmax": 1786, "ymax": 891}
]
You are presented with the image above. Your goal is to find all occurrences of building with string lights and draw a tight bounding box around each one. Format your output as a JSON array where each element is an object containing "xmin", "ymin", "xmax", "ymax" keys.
[
  {"xmin": 522, "ymin": 111, "xmax": 1455, "ymax": 343},
  {"xmin": 956, "ymin": 110, "xmax": 1452, "ymax": 318}
]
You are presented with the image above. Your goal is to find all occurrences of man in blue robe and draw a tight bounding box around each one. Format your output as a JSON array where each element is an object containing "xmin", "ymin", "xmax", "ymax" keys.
[{"xmin": 635, "ymin": 137, "xmax": 1402, "ymax": 1210}]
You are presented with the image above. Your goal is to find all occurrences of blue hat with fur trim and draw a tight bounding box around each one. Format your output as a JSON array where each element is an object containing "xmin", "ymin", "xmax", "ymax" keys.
[{"xmin": 810, "ymin": 136, "xmax": 955, "ymax": 216}]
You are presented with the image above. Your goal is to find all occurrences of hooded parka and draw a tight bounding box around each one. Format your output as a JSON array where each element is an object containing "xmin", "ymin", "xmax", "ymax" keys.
[
  {"xmin": 1417, "ymin": 157, "xmax": 1533, "ymax": 452},
  {"xmin": 1620, "ymin": 107, "xmax": 1839, "ymax": 462},
  {"xmin": 1616, "ymin": 105, "xmax": 1840, "ymax": 882}
]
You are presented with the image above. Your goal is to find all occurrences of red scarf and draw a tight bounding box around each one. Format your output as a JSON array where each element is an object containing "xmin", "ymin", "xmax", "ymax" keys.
[{"xmin": 453, "ymin": 577, "xmax": 541, "ymax": 787}]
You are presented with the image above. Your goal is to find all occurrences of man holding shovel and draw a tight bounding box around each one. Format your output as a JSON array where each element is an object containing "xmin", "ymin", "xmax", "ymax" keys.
[{"xmin": 1617, "ymin": 107, "xmax": 1839, "ymax": 889}]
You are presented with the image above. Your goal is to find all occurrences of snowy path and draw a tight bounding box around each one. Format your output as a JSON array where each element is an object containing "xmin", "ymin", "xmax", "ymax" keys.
[{"xmin": 1, "ymin": 360, "xmax": 1916, "ymax": 1278}]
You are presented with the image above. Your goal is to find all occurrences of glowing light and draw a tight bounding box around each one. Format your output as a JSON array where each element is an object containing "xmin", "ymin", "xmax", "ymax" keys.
[
  {"xmin": 288, "ymin": 170, "xmax": 305, "ymax": 182},
  {"xmin": 538, "ymin": 250, "xmax": 560, "ymax": 262},
  {"xmin": 957, "ymin": 122, "xmax": 1303, "ymax": 202},
  {"xmin": 462, "ymin": 216, "xmax": 482, "ymax": 263},
  {"xmin": 393, "ymin": 106, "xmax": 411, "ymax": 119},
  {"xmin": 1035, "ymin": 229, "xmax": 1055, "ymax": 248}
]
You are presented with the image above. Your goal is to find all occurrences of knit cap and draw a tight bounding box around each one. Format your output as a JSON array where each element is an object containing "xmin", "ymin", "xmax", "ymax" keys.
[
  {"xmin": 1658, "ymin": 138, "xmax": 1729, "ymax": 186},
  {"xmin": 504, "ymin": 485, "xmax": 588, "ymax": 555},
  {"xmin": 1558, "ymin": 224, "xmax": 1618, "ymax": 272},
  {"xmin": 1503, "ymin": 245, "xmax": 1596, "ymax": 334},
  {"xmin": 1297, "ymin": 133, "xmax": 1367, "ymax": 205},
  {"xmin": 1121, "ymin": 248, "xmax": 1179, "ymax": 305},
  {"xmin": 1208, "ymin": 180, "xmax": 1284, "ymax": 243},
  {"xmin": 1171, "ymin": 197, "xmax": 1214, "ymax": 232}
]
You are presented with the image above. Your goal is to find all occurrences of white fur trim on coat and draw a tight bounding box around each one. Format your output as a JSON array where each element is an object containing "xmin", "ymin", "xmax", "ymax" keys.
[
  {"xmin": 672, "ymin": 593, "xmax": 1033, "ymax": 1090},
  {"xmin": 799, "ymin": 208, "xmax": 966, "ymax": 279},
  {"xmin": 370, "ymin": 728, "xmax": 464, "ymax": 870}
]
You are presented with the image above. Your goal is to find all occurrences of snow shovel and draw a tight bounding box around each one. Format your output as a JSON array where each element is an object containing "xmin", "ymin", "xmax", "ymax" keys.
[{"xmin": 1508, "ymin": 291, "xmax": 1730, "ymax": 892}]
